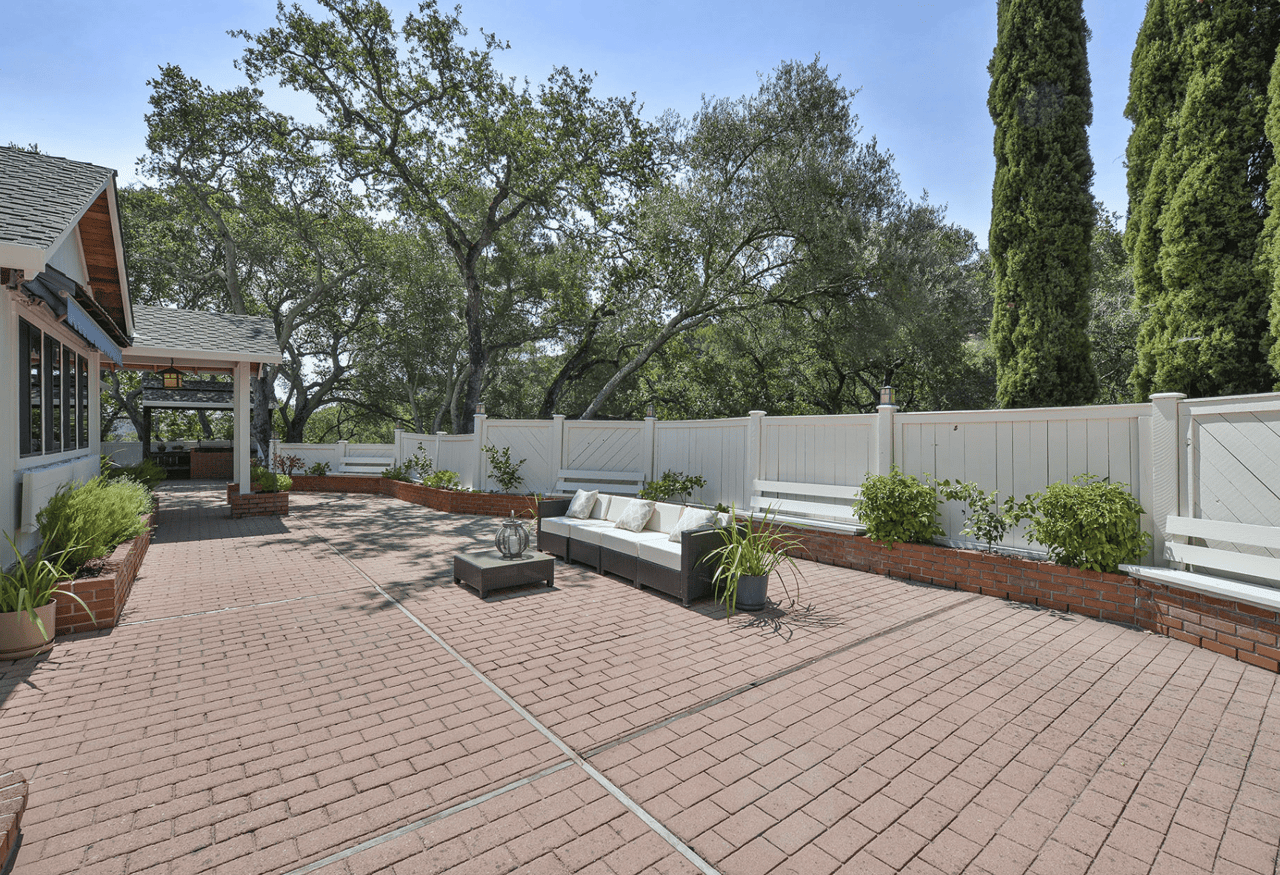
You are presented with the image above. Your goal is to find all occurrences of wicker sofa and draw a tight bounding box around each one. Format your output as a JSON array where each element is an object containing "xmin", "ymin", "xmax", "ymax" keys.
[{"xmin": 537, "ymin": 495, "xmax": 724, "ymax": 606}]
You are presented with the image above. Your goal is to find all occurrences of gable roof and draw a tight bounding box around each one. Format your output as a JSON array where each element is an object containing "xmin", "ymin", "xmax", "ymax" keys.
[
  {"xmin": 129, "ymin": 305, "xmax": 281, "ymax": 364},
  {"xmin": 0, "ymin": 146, "xmax": 114, "ymax": 248}
]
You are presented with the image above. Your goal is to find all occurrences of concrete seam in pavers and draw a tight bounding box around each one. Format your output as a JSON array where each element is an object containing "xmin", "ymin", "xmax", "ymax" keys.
[
  {"xmin": 277, "ymin": 759, "xmax": 576, "ymax": 875},
  {"xmin": 298, "ymin": 516, "xmax": 724, "ymax": 875},
  {"xmin": 581, "ymin": 592, "xmax": 988, "ymax": 760},
  {"xmin": 117, "ymin": 590, "xmax": 358, "ymax": 627}
]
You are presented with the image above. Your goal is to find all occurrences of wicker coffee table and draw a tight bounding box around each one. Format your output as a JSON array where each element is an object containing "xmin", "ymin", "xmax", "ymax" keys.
[{"xmin": 453, "ymin": 550, "xmax": 555, "ymax": 598}]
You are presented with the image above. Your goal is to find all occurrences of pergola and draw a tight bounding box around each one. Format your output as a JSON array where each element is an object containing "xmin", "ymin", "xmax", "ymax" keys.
[{"xmin": 115, "ymin": 304, "xmax": 281, "ymax": 493}]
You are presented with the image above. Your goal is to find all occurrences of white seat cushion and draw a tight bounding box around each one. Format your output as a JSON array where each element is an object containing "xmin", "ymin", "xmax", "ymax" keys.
[
  {"xmin": 542, "ymin": 516, "xmax": 613, "ymax": 538},
  {"xmin": 644, "ymin": 503, "xmax": 685, "ymax": 534},
  {"xmin": 637, "ymin": 537, "xmax": 683, "ymax": 570},
  {"xmin": 598, "ymin": 528, "xmax": 667, "ymax": 555}
]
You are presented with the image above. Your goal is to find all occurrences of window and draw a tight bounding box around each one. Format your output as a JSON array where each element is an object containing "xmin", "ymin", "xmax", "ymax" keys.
[
  {"xmin": 19, "ymin": 318, "xmax": 91, "ymax": 458},
  {"xmin": 19, "ymin": 319, "xmax": 40, "ymax": 456},
  {"xmin": 63, "ymin": 346, "xmax": 76, "ymax": 449},
  {"xmin": 45, "ymin": 334, "xmax": 62, "ymax": 453},
  {"xmin": 79, "ymin": 356, "xmax": 89, "ymax": 447}
]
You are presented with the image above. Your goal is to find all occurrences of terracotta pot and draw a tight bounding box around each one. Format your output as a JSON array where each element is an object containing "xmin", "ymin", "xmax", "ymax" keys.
[{"xmin": 0, "ymin": 602, "xmax": 57, "ymax": 660}]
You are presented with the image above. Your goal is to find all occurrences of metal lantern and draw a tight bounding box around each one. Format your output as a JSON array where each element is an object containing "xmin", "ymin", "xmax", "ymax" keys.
[
  {"xmin": 495, "ymin": 511, "xmax": 529, "ymax": 559},
  {"xmin": 159, "ymin": 359, "xmax": 184, "ymax": 390}
]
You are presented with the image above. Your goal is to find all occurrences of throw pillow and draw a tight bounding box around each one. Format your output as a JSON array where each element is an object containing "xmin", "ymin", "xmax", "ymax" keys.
[
  {"xmin": 668, "ymin": 508, "xmax": 717, "ymax": 542},
  {"xmin": 614, "ymin": 499, "xmax": 656, "ymax": 532},
  {"xmin": 566, "ymin": 489, "xmax": 599, "ymax": 519}
]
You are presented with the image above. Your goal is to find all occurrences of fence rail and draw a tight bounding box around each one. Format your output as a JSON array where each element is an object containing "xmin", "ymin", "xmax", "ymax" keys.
[{"xmin": 268, "ymin": 391, "xmax": 1280, "ymax": 567}]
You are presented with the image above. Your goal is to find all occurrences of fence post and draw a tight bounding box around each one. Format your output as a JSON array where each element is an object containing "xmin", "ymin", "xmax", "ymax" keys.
[
  {"xmin": 393, "ymin": 428, "xmax": 404, "ymax": 466},
  {"xmin": 435, "ymin": 432, "xmax": 445, "ymax": 468},
  {"xmin": 473, "ymin": 413, "xmax": 487, "ymax": 491},
  {"xmin": 337, "ymin": 440, "xmax": 349, "ymax": 474},
  {"xmin": 642, "ymin": 412, "xmax": 657, "ymax": 484},
  {"xmin": 551, "ymin": 415, "xmax": 566, "ymax": 493},
  {"xmin": 1149, "ymin": 392, "xmax": 1185, "ymax": 567},
  {"xmin": 268, "ymin": 439, "xmax": 279, "ymax": 469},
  {"xmin": 746, "ymin": 411, "xmax": 765, "ymax": 506},
  {"xmin": 875, "ymin": 396, "xmax": 897, "ymax": 476}
]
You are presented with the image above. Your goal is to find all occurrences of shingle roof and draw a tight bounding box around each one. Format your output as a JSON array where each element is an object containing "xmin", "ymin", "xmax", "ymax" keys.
[
  {"xmin": 0, "ymin": 146, "xmax": 114, "ymax": 248},
  {"xmin": 139, "ymin": 374, "xmax": 236, "ymax": 409},
  {"xmin": 131, "ymin": 305, "xmax": 281, "ymax": 360}
]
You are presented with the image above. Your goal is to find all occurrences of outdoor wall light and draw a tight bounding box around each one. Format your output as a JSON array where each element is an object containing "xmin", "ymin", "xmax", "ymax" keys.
[
  {"xmin": 475, "ymin": 402, "xmax": 486, "ymax": 415},
  {"xmin": 880, "ymin": 385, "xmax": 895, "ymax": 406},
  {"xmin": 495, "ymin": 511, "xmax": 529, "ymax": 559},
  {"xmin": 645, "ymin": 402, "xmax": 656, "ymax": 418}
]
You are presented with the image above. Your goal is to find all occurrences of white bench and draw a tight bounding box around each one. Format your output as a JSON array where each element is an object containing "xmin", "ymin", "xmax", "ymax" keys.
[
  {"xmin": 339, "ymin": 455, "xmax": 394, "ymax": 475},
  {"xmin": 555, "ymin": 468, "xmax": 646, "ymax": 497},
  {"xmin": 750, "ymin": 479, "xmax": 864, "ymax": 532},
  {"xmin": 1121, "ymin": 515, "xmax": 1280, "ymax": 612}
]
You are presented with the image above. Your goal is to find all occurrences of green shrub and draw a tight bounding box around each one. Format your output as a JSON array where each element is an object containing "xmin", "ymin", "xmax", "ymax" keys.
[
  {"xmin": 1024, "ymin": 475, "xmax": 1150, "ymax": 573},
  {"xmin": 936, "ymin": 480, "xmax": 1036, "ymax": 551},
  {"xmin": 381, "ymin": 462, "xmax": 414, "ymax": 482},
  {"xmin": 306, "ymin": 461, "xmax": 331, "ymax": 476},
  {"xmin": 853, "ymin": 467, "xmax": 943, "ymax": 549},
  {"xmin": 639, "ymin": 471, "xmax": 707, "ymax": 504},
  {"xmin": 482, "ymin": 444, "xmax": 526, "ymax": 493},
  {"xmin": 102, "ymin": 456, "xmax": 167, "ymax": 490},
  {"xmin": 36, "ymin": 476, "xmax": 153, "ymax": 569},
  {"xmin": 251, "ymin": 463, "xmax": 269, "ymax": 483},
  {"xmin": 423, "ymin": 469, "xmax": 462, "ymax": 490},
  {"xmin": 256, "ymin": 473, "xmax": 292, "ymax": 493}
]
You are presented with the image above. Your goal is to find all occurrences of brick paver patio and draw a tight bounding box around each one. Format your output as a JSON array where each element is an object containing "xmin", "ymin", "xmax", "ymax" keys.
[{"xmin": 2, "ymin": 482, "xmax": 1279, "ymax": 874}]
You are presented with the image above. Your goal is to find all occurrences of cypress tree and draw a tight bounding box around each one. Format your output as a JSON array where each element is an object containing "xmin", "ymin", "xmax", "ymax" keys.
[
  {"xmin": 988, "ymin": 0, "xmax": 1098, "ymax": 408},
  {"xmin": 1265, "ymin": 44, "xmax": 1280, "ymax": 382},
  {"xmin": 1131, "ymin": 1, "xmax": 1280, "ymax": 398},
  {"xmin": 1124, "ymin": 0, "xmax": 1182, "ymax": 375}
]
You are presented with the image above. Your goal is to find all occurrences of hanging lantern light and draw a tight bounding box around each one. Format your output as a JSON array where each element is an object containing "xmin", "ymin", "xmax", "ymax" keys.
[
  {"xmin": 159, "ymin": 359, "xmax": 184, "ymax": 390},
  {"xmin": 495, "ymin": 511, "xmax": 529, "ymax": 560}
]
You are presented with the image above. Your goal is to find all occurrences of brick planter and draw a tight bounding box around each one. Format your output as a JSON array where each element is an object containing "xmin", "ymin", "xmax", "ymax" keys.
[
  {"xmin": 0, "ymin": 767, "xmax": 27, "ymax": 871},
  {"xmin": 782, "ymin": 524, "xmax": 1280, "ymax": 673},
  {"xmin": 54, "ymin": 512, "xmax": 156, "ymax": 635},
  {"xmin": 290, "ymin": 474, "xmax": 538, "ymax": 518},
  {"xmin": 229, "ymin": 490, "xmax": 289, "ymax": 519}
]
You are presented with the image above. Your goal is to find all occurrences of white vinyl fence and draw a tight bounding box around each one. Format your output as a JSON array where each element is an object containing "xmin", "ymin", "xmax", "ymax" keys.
[{"xmin": 269, "ymin": 391, "xmax": 1280, "ymax": 568}]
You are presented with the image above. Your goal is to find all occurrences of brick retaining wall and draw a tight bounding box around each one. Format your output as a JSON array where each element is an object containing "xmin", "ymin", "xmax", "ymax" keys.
[
  {"xmin": 0, "ymin": 767, "xmax": 26, "ymax": 870},
  {"xmin": 784, "ymin": 524, "xmax": 1280, "ymax": 673},
  {"xmin": 54, "ymin": 511, "xmax": 156, "ymax": 635},
  {"xmin": 228, "ymin": 490, "xmax": 289, "ymax": 519},
  {"xmin": 289, "ymin": 475, "xmax": 538, "ymax": 518}
]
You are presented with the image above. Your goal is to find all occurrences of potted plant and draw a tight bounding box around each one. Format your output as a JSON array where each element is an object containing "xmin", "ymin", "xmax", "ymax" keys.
[
  {"xmin": 0, "ymin": 529, "xmax": 94, "ymax": 660},
  {"xmin": 706, "ymin": 506, "xmax": 805, "ymax": 615}
]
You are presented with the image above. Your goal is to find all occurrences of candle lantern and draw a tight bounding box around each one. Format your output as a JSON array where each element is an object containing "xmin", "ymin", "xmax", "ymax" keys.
[{"xmin": 495, "ymin": 511, "xmax": 529, "ymax": 559}]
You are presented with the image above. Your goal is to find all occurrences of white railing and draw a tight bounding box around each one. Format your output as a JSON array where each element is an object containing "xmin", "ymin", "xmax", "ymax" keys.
[{"xmin": 266, "ymin": 391, "xmax": 1280, "ymax": 566}]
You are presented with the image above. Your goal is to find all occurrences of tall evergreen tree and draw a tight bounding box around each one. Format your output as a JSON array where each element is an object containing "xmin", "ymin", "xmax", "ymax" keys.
[
  {"xmin": 1124, "ymin": 0, "xmax": 1182, "ymax": 371},
  {"xmin": 1264, "ymin": 44, "xmax": 1280, "ymax": 383},
  {"xmin": 988, "ymin": 0, "xmax": 1098, "ymax": 408},
  {"xmin": 1130, "ymin": 1, "xmax": 1280, "ymax": 398}
]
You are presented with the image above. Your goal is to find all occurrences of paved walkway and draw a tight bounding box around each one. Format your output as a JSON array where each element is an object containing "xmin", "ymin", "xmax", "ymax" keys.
[{"xmin": 3, "ymin": 483, "xmax": 1280, "ymax": 875}]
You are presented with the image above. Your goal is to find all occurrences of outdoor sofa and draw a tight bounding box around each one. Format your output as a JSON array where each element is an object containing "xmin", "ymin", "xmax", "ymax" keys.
[{"xmin": 537, "ymin": 494, "xmax": 724, "ymax": 606}]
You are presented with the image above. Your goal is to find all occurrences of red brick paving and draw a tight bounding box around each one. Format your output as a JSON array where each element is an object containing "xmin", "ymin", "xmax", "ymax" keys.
[{"xmin": 1, "ymin": 483, "xmax": 1278, "ymax": 873}]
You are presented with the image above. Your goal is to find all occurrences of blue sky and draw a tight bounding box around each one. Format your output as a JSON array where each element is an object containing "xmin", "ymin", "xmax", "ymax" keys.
[{"xmin": 5, "ymin": 0, "xmax": 1146, "ymax": 242}]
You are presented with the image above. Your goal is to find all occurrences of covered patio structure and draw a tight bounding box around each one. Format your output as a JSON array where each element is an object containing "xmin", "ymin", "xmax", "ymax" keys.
[{"xmin": 116, "ymin": 304, "xmax": 281, "ymax": 494}]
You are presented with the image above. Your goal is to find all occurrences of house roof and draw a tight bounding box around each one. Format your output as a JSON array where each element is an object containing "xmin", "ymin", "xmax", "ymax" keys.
[
  {"xmin": 129, "ymin": 305, "xmax": 281, "ymax": 366},
  {"xmin": 0, "ymin": 147, "xmax": 114, "ymax": 248}
]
